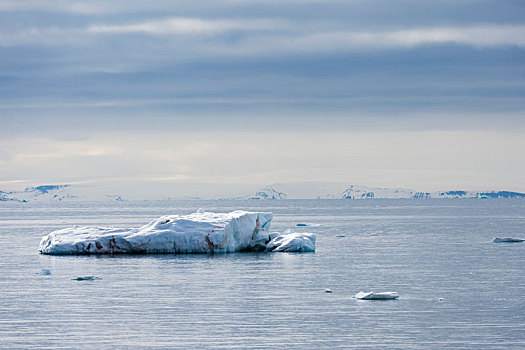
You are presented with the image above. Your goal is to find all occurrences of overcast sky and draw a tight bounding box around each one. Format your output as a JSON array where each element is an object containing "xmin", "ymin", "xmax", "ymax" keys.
[{"xmin": 1, "ymin": 0, "xmax": 524, "ymax": 192}]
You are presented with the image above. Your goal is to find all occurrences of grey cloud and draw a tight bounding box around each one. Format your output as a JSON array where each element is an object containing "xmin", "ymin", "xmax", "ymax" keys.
[
  {"xmin": 3, "ymin": 20, "xmax": 525, "ymax": 52},
  {"xmin": 88, "ymin": 17, "xmax": 292, "ymax": 36}
]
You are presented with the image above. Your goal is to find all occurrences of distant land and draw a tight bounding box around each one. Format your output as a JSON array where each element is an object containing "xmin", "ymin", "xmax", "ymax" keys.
[
  {"xmin": 1, "ymin": 183, "xmax": 524, "ymax": 203},
  {"xmin": 0, "ymin": 185, "xmax": 124, "ymax": 203},
  {"xmin": 248, "ymin": 185, "xmax": 525, "ymax": 200}
]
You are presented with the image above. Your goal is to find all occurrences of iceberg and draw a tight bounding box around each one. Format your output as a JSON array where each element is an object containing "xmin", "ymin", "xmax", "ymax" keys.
[
  {"xmin": 39, "ymin": 210, "xmax": 317, "ymax": 255},
  {"xmin": 355, "ymin": 291, "xmax": 399, "ymax": 300},
  {"xmin": 492, "ymin": 237, "xmax": 524, "ymax": 243},
  {"xmin": 265, "ymin": 231, "xmax": 316, "ymax": 252},
  {"xmin": 40, "ymin": 210, "xmax": 274, "ymax": 255}
]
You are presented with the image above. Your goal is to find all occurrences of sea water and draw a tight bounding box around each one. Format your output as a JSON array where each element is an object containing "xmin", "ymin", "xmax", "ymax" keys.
[{"xmin": 0, "ymin": 199, "xmax": 524, "ymax": 349}]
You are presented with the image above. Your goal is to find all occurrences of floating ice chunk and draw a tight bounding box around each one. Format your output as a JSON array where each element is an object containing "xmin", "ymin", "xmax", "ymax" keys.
[
  {"xmin": 492, "ymin": 237, "xmax": 524, "ymax": 243},
  {"xmin": 265, "ymin": 231, "xmax": 316, "ymax": 252},
  {"xmin": 296, "ymin": 223, "xmax": 322, "ymax": 227},
  {"xmin": 39, "ymin": 210, "xmax": 274, "ymax": 255},
  {"xmin": 36, "ymin": 268, "xmax": 52, "ymax": 275},
  {"xmin": 196, "ymin": 208, "xmax": 205, "ymax": 213},
  {"xmin": 72, "ymin": 276, "xmax": 101, "ymax": 281},
  {"xmin": 355, "ymin": 291, "xmax": 399, "ymax": 300},
  {"xmin": 325, "ymin": 289, "xmax": 333, "ymax": 293}
]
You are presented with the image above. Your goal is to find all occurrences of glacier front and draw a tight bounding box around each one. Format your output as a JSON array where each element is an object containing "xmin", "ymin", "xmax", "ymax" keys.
[{"xmin": 39, "ymin": 210, "xmax": 316, "ymax": 255}]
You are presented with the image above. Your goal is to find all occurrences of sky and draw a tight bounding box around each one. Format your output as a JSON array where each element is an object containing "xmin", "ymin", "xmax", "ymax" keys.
[{"xmin": 1, "ymin": 0, "xmax": 525, "ymax": 194}]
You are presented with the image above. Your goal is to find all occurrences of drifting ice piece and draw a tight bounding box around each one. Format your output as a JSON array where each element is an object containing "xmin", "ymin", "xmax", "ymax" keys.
[
  {"xmin": 39, "ymin": 210, "xmax": 274, "ymax": 255},
  {"xmin": 72, "ymin": 276, "xmax": 101, "ymax": 281},
  {"xmin": 355, "ymin": 291, "xmax": 399, "ymax": 300},
  {"xmin": 492, "ymin": 237, "xmax": 524, "ymax": 243},
  {"xmin": 265, "ymin": 231, "xmax": 316, "ymax": 252}
]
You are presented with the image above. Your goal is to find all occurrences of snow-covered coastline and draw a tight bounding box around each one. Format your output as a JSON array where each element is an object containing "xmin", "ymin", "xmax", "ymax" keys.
[
  {"xmin": 245, "ymin": 184, "xmax": 525, "ymax": 200},
  {"xmin": 0, "ymin": 185, "xmax": 124, "ymax": 203},
  {"xmin": 2, "ymin": 183, "xmax": 525, "ymax": 202}
]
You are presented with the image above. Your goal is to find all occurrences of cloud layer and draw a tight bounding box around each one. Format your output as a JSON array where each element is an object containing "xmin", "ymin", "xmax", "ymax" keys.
[
  {"xmin": 1, "ymin": 0, "xmax": 524, "ymax": 189},
  {"xmin": 3, "ymin": 16, "xmax": 525, "ymax": 50}
]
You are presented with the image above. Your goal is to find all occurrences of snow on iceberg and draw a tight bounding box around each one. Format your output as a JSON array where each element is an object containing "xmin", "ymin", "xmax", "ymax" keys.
[
  {"xmin": 39, "ymin": 210, "xmax": 274, "ymax": 255},
  {"xmin": 265, "ymin": 230, "xmax": 316, "ymax": 252}
]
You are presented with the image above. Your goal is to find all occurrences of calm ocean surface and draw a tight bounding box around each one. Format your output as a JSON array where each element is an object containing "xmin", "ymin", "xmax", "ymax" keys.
[{"xmin": 0, "ymin": 199, "xmax": 524, "ymax": 349}]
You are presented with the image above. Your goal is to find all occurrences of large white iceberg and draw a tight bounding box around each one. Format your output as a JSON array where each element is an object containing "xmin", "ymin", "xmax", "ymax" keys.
[{"xmin": 39, "ymin": 210, "xmax": 316, "ymax": 255}]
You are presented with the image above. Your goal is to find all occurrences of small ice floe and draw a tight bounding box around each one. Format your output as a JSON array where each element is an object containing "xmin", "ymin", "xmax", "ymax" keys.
[
  {"xmin": 72, "ymin": 276, "xmax": 102, "ymax": 281},
  {"xmin": 335, "ymin": 235, "xmax": 346, "ymax": 238},
  {"xmin": 296, "ymin": 223, "xmax": 322, "ymax": 227},
  {"xmin": 265, "ymin": 231, "xmax": 316, "ymax": 252},
  {"xmin": 492, "ymin": 237, "xmax": 524, "ymax": 243},
  {"xmin": 36, "ymin": 268, "xmax": 52, "ymax": 275},
  {"xmin": 325, "ymin": 288, "xmax": 333, "ymax": 293},
  {"xmin": 355, "ymin": 291, "xmax": 399, "ymax": 300}
]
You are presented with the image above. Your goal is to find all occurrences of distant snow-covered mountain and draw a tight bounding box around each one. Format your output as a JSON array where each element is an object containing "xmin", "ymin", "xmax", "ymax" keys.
[
  {"xmin": 336, "ymin": 185, "xmax": 524, "ymax": 199},
  {"xmin": 433, "ymin": 190, "xmax": 525, "ymax": 199},
  {"xmin": 0, "ymin": 191, "xmax": 23, "ymax": 202},
  {"xmin": 338, "ymin": 185, "xmax": 415, "ymax": 199},
  {"xmin": 247, "ymin": 186, "xmax": 288, "ymax": 200},
  {"xmin": 21, "ymin": 185, "xmax": 76, "ymax": 201},
  {"xmin": 247, "ymin": 184, "xmax": 525, "ymax": 200},
  {"xmin": 0, "ymin": 185, "xmax": 125, "ymax": 202},
  {"xmin": 1, "ymin": 182, "xmax": 524, "ymax": 202}
]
